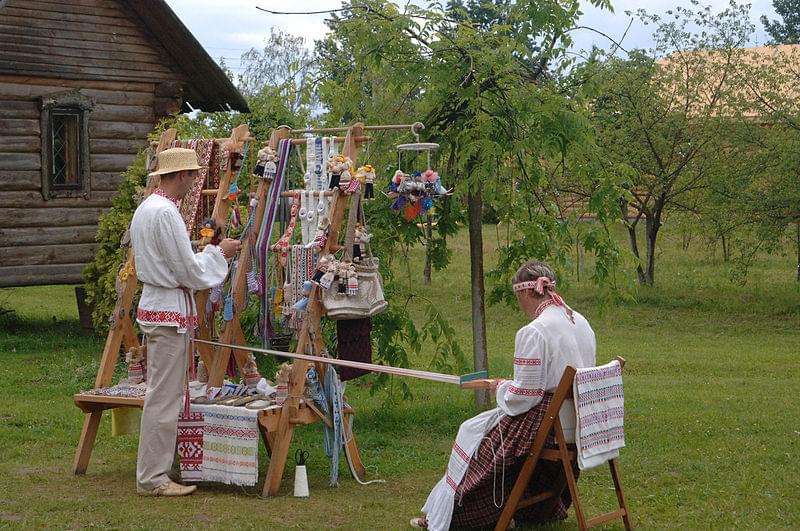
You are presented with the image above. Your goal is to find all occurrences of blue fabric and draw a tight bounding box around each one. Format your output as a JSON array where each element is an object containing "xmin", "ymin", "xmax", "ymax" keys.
[{"xmin": 306, "ymin": 366, "xmax": 345, "ymax": 486}]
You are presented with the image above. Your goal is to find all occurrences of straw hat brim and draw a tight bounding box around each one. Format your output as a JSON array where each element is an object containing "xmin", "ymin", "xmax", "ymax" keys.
[{"xmin": 148, "ymin": 163, "xmax": 206, "ymax": 177}]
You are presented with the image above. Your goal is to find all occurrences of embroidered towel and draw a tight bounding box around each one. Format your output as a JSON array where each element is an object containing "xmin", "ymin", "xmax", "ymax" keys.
[
  {"xmin": 201, "ymin": 405, "xmax": 260, "ymax": 486},
  {"xmin": 177, "ymin": 404, "xmax": 207, "ymax": 482},
  {"xmin": 573, "ymin": 359, "xmax": 625, "ymax": 470}
]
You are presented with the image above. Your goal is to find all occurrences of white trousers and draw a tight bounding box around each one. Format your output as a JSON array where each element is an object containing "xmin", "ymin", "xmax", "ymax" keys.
[{"xmin": 136, "ymin": 325, "xmax": 188, "ymax": 490}]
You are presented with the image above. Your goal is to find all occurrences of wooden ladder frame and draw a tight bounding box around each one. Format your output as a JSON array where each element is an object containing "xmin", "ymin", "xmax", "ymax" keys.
[
  {"xmin": 72, "ymin": 124, "xmax": 254, "ymax": 474},
  {"xmin": 495, "ymin": 356, "xmax": 632, "ymax": 530},
  {"xmin": 205, "ymin": 123, "xmax": 373, "ymax": 497}
]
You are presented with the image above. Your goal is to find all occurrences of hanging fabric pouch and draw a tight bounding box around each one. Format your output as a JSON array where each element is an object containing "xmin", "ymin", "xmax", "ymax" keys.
[{"xmin": 321, "ymin": 191, "xmax": 388, "ymax": 319}]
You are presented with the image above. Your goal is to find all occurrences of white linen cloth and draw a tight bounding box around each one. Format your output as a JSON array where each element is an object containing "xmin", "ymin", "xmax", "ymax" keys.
[
  {"xmin": 421, "ymin": 305, "xmax": 596, "ymax": 531},
  {"xmin": 201, "ymin": 405, "xmax": 260, "ymax": 486},
  {"xmin": 573, "ymin": 359, "xmax": 625, "ymax": 470},
  {"xmin": 130, "ymin": 192, "xmax": 229, "ymax": 332}
]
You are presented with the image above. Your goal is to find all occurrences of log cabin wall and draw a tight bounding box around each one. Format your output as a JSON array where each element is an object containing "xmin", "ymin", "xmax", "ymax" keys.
[{"xmin": 0, "ymin": 0, "xmax": 188, "ymax": 287}]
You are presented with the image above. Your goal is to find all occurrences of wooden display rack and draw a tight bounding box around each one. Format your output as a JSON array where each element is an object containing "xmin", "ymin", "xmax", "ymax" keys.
[
  {"xmin": 72, "ymin": 124, "xmax": 254, "ymax": 474},
  {"xmin": 206, "ymin": 122, "xmax": 419, "ymax": 497}
]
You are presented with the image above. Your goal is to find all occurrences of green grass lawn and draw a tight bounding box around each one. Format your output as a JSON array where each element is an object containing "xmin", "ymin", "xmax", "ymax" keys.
[{"xmin": 1, "ymin": 225, "xmax": 798, "ymax": 529}]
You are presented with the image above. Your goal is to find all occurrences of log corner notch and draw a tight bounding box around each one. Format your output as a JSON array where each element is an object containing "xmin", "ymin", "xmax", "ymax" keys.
[{"xmin": 154, "ymin": 81, "xmax": 183, "ymax": 119}]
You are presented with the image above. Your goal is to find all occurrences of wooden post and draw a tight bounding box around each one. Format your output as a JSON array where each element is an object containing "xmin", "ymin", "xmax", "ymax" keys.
[{"xmin": 207, "ymin": 126, "xmax": 291, "ymax": 388}]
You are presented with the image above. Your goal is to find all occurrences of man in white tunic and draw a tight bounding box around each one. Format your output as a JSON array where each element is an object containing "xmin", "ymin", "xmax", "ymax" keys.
[
  {"xmin": 131, "ymin": 148, "xmax": 240, "ymax": 496},
  {"xmin": 413, "ymin": 261, "xmax": 596, "ymax": 529}
]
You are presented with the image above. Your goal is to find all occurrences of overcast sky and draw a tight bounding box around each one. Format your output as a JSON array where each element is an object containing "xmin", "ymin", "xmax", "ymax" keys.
[{"xmin": 165, "ymin": 1, "xmax": 780, "ymax": 75}]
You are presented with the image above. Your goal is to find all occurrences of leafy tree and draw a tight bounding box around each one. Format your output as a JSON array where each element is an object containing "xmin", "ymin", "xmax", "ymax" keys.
[
  {"xmin": 762, "ymin": 0, "xmax": 800, "ymax": 44},
  {"xmin": 574, "ymin": 3, "xmax": 754, "ymax": 286},
  {"xmin": 316, "ymin": 0, "xmax": 622, "ymax": 408}
]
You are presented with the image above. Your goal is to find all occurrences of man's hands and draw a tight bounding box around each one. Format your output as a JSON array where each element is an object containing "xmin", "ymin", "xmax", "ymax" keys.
[{"xmin": 219, "ymin": 238, "xmax": 242, "ymax": 259}]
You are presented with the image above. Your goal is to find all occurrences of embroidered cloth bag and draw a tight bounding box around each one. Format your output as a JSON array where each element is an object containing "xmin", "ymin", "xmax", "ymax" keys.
[{"xmin": 322, "ymin": 191, "xmax": 388, "ymax": 319}]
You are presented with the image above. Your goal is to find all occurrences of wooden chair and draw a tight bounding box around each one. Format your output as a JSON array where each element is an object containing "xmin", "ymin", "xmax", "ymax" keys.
[{"xmin": 495, "ymin": 356, "xmax": 632, "ymax": 531}]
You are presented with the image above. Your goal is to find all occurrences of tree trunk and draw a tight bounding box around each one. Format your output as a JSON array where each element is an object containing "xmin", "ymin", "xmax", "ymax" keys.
[
  {"xmin": 468, "ymin": 189, "xmax": 489, "ymax": 410},
  {"xmin": 644, "ymin": 208, "xmax": 662, "ymax": 286},
  {"xmin": 622, "ymin": 202, "xmax": 647, "ymax": 285},
  {"xmin": 423, "ymin": 212, "xmax": 433, "ymax": 285}
]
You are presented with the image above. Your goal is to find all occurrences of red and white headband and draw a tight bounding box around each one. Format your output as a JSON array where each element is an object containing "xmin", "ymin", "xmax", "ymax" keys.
[{"xmin": 512, "ymin": 277, "xmax": 555, "ymax": 295}]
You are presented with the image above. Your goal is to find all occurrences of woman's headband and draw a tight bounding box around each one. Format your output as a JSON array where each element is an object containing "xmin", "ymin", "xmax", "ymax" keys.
[{"xmin": 512, "ymin": 277, "xmax": 555, "ymax": 295}]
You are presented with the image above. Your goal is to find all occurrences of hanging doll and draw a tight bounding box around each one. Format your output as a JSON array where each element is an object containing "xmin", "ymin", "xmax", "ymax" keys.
[
  {"xmin": 318, "ymin": 258, "xmax": 337, "ymax": 290},
  {"xmin": 259, "ymin": 146, "xmax": 277, "ymax": 181},
  {"xmin": 353, "ymin": 223, "xmax": 372, "ymax": 263},
  {"xmin": 312, "ymin": 255, "xmax": 332, "ymax": 284},
  {"xmin": 423, "ymin": 169, "xmax": 437, "ymax": 194},
  {"xmin": 356, "ymin": 164, "xmax": 376, "ymax": 199},
  {"xmin": 337, "ymin": 262, "xmax": 348, "ymax": 294},
  {"xmin": 307, "ymin": 216, "xmax": 330, "ymax": 251},
  {"xmin": 339, "ymin": 157, "xmax": 356, "ymax": 192},
  {"xmin": 389, "ymin": 170, "xmax": 407, "ymax": 210},
  {"xmin": 197, "ymin": 218, "xmax": 222, "ymax": 251},
  {"xmin": 293, "ymin": 280, "xmax": 313, "ymax": 312},
  {"xmin": 328, "ymin": 155, "xmax": 344, "ymax": 189},
  {"xmin": 346, "ymin": 266, "xmax": 359, "ymax": 296}
]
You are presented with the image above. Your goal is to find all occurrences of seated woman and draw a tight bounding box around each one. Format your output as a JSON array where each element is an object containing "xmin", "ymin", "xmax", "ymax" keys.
[{"xmin": 412, "ymin": 260, "xmax": 596, "ymax": 530}]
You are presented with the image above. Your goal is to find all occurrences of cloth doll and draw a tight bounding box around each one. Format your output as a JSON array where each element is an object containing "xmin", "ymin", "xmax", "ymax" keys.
[
  {"xmin": 261, "ymin": 146, "xmax": 277, "ymax": 181},
  {"xmin": 197, "ymin": 218, "xmax": 221, "ymax": 250},
  {"xmin": 339, "ymin": 157, "xmax": 355, "ymax": 191},
  {"xmin": 312, "ymin": 255, "xmax": 331, "ymax": 283},
  {"xmin": 337, "ymin": 262, "xmax": 348, "ymax": 294},
  {"xmin": 346, "ymin": 266, "xmax": 359, "ymax": 295},
  {"xmin": 125, "ymin": 345, "xmax": 147, "ymax": 384},
  {"xmin": 353, "ymin": 223, "xmax": 372, "ymax": 262},
  {"xmin": 329, "ymin": 155, "xmax": 344, "ymax": 189},
  {"xmin": 358, "ymin": 164, "xmax": 376, "ymax": 199},
  {"xmin": 242, "ymin": 354, "xmax": 262, "ymax": 392}
]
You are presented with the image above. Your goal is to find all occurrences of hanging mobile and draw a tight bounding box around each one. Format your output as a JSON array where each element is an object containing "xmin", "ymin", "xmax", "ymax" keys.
[{"xmin": 391, "ymin": 122, "xmax": 445, "ymax": 220}]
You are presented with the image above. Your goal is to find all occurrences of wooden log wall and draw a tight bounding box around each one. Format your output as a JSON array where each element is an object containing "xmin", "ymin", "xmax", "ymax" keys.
[{"xmin": 0, "ymin": 0, "xmax": 188, "ymax": 287}]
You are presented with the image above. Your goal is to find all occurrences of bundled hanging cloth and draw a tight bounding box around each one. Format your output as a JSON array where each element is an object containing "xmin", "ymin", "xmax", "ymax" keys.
[
  {"xmin": 336, "ymin": 318, "xmax": 373, "ymax": 381},
  {"xmin": 573, "ymin": 359, "xmax": 625, "ymax": 470}
]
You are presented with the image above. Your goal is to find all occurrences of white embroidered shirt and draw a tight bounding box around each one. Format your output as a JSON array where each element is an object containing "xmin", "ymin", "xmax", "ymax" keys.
[
  {"xmin": 496, "ymin": 305, "xmax": 597, "ymax": 439},
  {"xmin": 130, "ymin": 192, "xmax": 229, "ymax": 333}
]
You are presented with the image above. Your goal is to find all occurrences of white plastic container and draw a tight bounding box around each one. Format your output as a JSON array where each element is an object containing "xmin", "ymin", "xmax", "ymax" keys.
[{"xmin": 293, "ymin": 465, "xmax": 309, "ymax": 497}]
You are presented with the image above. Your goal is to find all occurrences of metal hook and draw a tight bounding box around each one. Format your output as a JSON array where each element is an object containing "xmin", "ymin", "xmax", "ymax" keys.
[{"xmin": 410, "ymin": 122, "xmax": 425, "ymax": 143}]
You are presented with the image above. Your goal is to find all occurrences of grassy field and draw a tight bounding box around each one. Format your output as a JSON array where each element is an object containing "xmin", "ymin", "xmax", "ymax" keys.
[{"xmin": 0, "ymin": 225, "xmax": 798, "ymax": 530}]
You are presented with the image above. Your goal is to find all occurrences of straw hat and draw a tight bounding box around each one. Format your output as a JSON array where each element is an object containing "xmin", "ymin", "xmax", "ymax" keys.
[{"xmin": 149, "ymin": 147, "xmax": 205, "ymax": 177}]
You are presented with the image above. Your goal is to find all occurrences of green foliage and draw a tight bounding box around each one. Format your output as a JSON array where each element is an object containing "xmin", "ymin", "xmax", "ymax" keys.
[
  {"xmin": 762, "ymin": 0, "xmax": 800, "ymax": 44},
  {"xmin": 82, "ymin": 151, "xmax": 148, "ymax": 332},
  {"xmin": 316, "ymin": 1, "xmax": 624, "ymax": 388}
]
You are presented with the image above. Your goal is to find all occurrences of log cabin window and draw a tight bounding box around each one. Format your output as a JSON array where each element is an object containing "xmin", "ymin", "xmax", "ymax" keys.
[
  {"xmin": 50, "ymin": 109, "xmax": 81, "ymax": 188},
  {"xmin": 40, "ymin": 91, "xmax": 93, "ymax": 199}
]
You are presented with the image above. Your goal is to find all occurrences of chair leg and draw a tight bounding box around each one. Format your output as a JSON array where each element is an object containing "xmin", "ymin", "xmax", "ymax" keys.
[
  {"xmin": 554, "ymin": 419, "xmax": 587, "ymax": 531},
  {"xmin": 494, "ymin": 453, "xmax": 540, "ymax": 531},
  {"xmin": 609, "ymin": 459, "xmax": 633, "ymax": 530}
]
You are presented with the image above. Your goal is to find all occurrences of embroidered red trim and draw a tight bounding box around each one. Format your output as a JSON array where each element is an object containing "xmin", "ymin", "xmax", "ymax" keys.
[
  {"xmin": 513, "ymin": 357, "xmax": 542, "ymax": 366},
  {"xmin": 508, "ymin": 385, "xmax": 544, "ymax": 397},
  {"xmin": 452, "ymin": 442, "xmax": 470, "ymax": 462},
  {"xmin": 153, "ymin": 187, "xmax": 181, "ymax": 206},
  {"xmin": 137, "ymin": 308, "xmax": 197, "ymax": 329}
]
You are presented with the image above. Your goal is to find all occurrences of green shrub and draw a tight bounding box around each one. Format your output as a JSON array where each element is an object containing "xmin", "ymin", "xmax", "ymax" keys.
[{"xmin": 82, "ymin": 152, "xmax": 148, "ymax": 333}]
